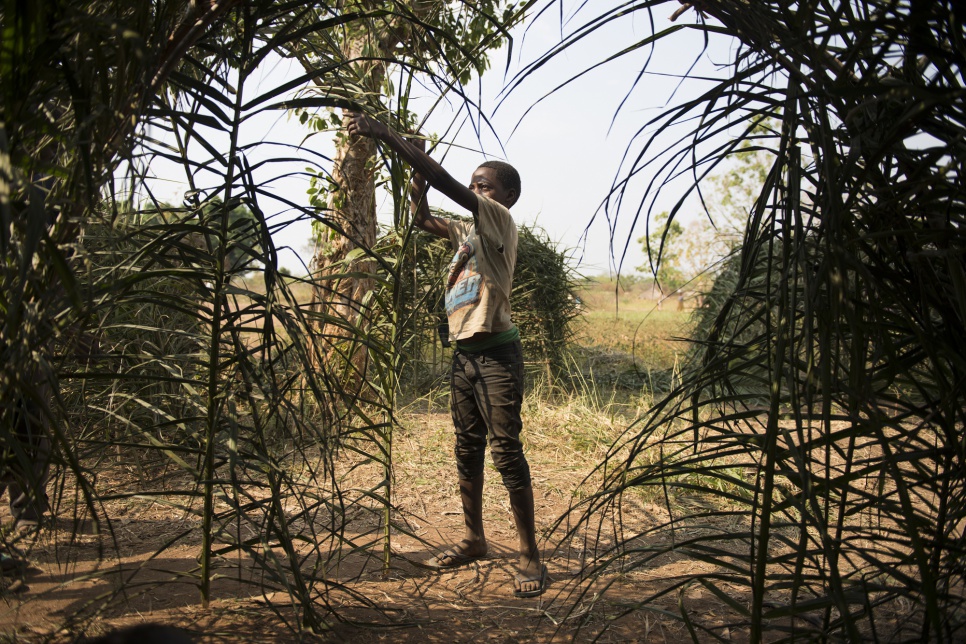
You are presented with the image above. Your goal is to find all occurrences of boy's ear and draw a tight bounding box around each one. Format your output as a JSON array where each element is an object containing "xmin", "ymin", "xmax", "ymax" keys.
[{"xmin": 506, "ymin": 189, "xmax": 519, "ymax": 208}]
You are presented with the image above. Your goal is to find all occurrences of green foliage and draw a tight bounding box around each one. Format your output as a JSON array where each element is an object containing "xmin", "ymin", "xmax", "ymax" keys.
[
  {"xmin": 406, "ymin": 0, "xmax": 522, "ymax": 85},
  {"xmin": 0, "ymin": 0, "xmax": 526, "ymax": 637},
  {"xmin": 1, "ymin": 2, "xmax": 212, "ymax": 584},
  {"xmin": 512, "ymin": 225, "xmax": 582, "ymax": 373},
  {"xmin": 81, "ymin": 213, "xmax": 206, "ymax": 447},
  {"xmin": 637, "ymin": 211, "xmax": 687, "ymax": 293},
  {"xmin": 526, "ymin": 1, "xmax": 966, "ymax": 641},
  {"xmin": 301, "ymin": 0, "xmax": 523, "ymax": 87}
]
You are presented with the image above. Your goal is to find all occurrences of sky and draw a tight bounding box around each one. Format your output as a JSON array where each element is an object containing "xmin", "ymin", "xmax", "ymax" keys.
[
  {"xmin": 141, "ymin": 1, "xmax": 739, "ymax": 278},
  {"xmin": 407, "ymin": 2, "xmax": 738, "ymax": 276}
]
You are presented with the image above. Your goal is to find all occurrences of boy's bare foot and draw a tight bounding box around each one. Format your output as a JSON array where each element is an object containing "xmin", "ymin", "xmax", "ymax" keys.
[{"xmin": 425, "ymin": 538, "xmax": 488, "ymax": 569}]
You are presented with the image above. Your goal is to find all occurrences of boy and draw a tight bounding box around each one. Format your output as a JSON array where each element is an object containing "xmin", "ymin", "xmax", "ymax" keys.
[{"xmin": 344, "ymin": 112, "xmax": 547, "ymax": 598}]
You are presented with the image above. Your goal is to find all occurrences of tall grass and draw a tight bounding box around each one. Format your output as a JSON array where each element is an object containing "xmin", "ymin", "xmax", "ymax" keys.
[
  {"xmin": 519, "ymin": 1, "xmax": 966, "ymax": 640},
  {"xmin": 1, "ymin": 1, "xmax": 526, "ymax": 636}
]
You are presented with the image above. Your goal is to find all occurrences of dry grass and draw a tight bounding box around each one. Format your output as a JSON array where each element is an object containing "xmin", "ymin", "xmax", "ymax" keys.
[
  {"xmin": 0, "ymin": 272, "xmax": 706, "ymax": 642},
  {"xmin": 1, "ymin": 387, "xmax": 711, "ymax": 643}
]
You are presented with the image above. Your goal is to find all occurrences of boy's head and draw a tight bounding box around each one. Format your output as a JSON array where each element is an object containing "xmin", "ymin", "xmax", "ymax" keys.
[{"xmin": 471, "ymin": 160, "xmax": 521, "ymax": 209}]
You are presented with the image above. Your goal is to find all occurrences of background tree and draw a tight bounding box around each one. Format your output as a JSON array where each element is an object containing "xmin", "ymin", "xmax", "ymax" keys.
[
  {"xmin": 140, "ymin": 197, "xmax": 263, "ymax": 272},
  {"xmin": 638, "ymin": 133, "xmax": 772, "ymax": 296},
  {"xmin": 637, "ymin": 211, "xmax": 687, "ymax": 294},
  {"xmin": 287, "ymin": 0, "xmax": 521, "ymax": 383}
]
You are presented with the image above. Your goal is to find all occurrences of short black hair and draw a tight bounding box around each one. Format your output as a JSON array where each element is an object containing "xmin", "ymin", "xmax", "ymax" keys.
[{"xmin": 479, "ymin": 160, "xmax": 521, "ymax": 204}]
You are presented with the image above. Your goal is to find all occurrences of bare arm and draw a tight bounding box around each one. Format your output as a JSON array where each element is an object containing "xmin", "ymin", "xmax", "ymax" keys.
[
  {"xmin": 344, "ymin": 112, "xmax": 479, "ymax": 216},
  {"xmin": 407, "ymin": 137, "xmax": 449, "ymax": 238},
  {"xmin": 411, "ymin": 170, "xmax": 449, "ymax": 239}
]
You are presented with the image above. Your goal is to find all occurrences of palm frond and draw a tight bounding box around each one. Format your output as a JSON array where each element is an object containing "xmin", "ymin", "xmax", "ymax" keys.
[
  {"xmin": 525, "ymin": 1, "xmax": 966, "ymax": 640},
  {"xmin": 3, "ymin": 0, "xmax": 525, "ymax": 637}
]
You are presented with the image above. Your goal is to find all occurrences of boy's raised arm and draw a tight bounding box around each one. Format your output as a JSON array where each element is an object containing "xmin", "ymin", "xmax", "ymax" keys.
[
  {"xmin": 344, "ymin": 112, "xmax": 479, "ymax": 216},
  {"xmin": 411, "ymin": 171, "xmax": 449, "ymax": 239}
]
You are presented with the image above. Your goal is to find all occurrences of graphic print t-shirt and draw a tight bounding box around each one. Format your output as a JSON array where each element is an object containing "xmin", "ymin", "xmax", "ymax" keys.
[{"xmin": 445, "ymin": 194, "xmax": 517, "ymax": 341}]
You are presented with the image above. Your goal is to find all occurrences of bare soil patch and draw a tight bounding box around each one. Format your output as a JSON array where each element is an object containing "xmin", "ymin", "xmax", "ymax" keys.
[{"xmin": 0, "ymin": 405, "xmax": 751, "ymax": 643}]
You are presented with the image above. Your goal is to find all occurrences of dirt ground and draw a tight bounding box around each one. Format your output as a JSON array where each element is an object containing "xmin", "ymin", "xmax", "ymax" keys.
[{"xmin": 0, "ymin": 408, "xmax": 750, "ymax": 643}]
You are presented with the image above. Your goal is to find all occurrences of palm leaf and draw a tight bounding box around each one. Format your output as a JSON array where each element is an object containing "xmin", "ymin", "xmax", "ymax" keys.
[{"xmin": 521, "ymin": 1, "xmax": 966, "ymax": 640}]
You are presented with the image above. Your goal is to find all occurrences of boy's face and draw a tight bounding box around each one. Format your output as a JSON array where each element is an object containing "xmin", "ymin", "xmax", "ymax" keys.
[{"xmin": 469, "ymin": 167, "xmax": 517, "ymax": 208}]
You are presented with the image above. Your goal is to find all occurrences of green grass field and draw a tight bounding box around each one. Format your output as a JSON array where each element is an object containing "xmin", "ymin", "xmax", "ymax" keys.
[
  {"xmin": 570, "ymin": 277, "xmax": 695, "ymax": 400},
  {"xmin": 234, "ymin": 272, "xmax": 696, "ymax": 404}
]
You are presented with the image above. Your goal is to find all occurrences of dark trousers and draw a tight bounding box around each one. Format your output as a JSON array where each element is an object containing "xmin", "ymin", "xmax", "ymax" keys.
[{"xmin": 450, "ymin": 340, "xmax": 531, "ymax": 491}]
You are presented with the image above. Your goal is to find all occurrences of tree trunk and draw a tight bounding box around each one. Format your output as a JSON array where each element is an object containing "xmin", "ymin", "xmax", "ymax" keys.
[
  {"xmin": 310, "ymin": 41, "xmax": 385, "ymax": 385},
  {"xmin": 307, "ymin": 1, "xmax": 439, "ymax": 387}
]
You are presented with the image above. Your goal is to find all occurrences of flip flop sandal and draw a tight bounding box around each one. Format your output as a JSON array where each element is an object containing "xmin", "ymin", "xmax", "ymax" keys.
[
  {"xmin": 424, "ymin": 546, "xmax": 486, "ymax": 570},
  {"xmin": 513, "ymin": 564, "xmax": 548, "ymax": 598}
]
